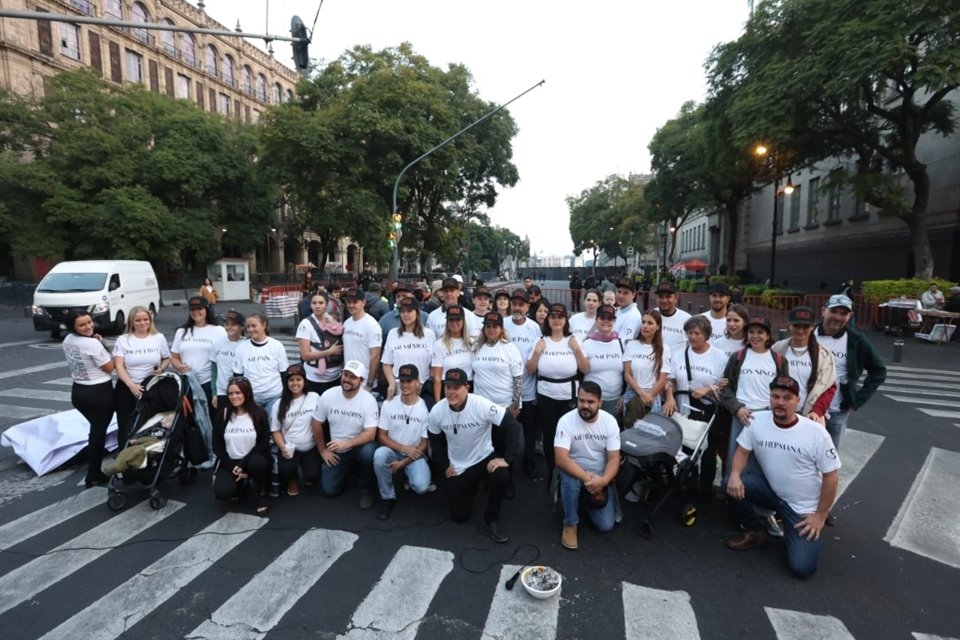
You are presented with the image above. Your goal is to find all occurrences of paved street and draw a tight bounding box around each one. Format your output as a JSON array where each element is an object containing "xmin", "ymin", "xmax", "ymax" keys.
[{"xmin": 0, "ymin": 298, "xmax": 958, "ymax": 639}]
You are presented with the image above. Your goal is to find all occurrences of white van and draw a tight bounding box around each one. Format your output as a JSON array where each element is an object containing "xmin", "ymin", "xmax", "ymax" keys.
[{"xmin": 32, "ymin": 260, "xmax": 160, "ymax": 338}]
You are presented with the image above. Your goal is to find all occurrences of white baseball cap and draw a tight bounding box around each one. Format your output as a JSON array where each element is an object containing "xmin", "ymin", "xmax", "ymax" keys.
[{"xmin": 342, "ymin": 360, "xmax": 367, "ymax": 380}]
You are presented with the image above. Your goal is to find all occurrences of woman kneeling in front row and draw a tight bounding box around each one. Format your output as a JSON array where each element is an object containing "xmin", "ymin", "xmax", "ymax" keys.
[{"xmin": 213, "ymin": 377, "xmax": 271, "ymax": 515}]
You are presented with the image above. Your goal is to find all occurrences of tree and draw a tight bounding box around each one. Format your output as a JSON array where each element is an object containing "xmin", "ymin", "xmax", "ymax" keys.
[
  {"xmin": 568, "ymin": 175, "xmax": 649, "ymax": 271},
  {"xmin": 708, "ymin": 0, "xmax": 960, "ymax": 278}
]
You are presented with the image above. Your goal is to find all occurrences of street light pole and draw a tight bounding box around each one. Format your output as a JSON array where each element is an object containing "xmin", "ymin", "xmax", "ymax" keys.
[
  {"xmin": 770, "ymin": 172, "xmax": 780, "ymax": 288},
  {"xmin": 389, "ymin": 80, "xmax": 545, "ymax": 280}
]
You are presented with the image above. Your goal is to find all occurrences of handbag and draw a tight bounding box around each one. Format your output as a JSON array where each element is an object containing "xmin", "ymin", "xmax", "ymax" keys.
[{"xmin": 623, "ymin": 394, "xmax": 650, "ymax": 429}]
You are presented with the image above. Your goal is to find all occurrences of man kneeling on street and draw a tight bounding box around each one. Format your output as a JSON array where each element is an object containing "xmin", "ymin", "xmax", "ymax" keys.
[
  {"xmin": 555, "ymin": 380, "xmax": 621, "ymax": 550},
  {"xmin": 724, "ymin": 376, "xmax": 841, "ymax": 579},
  {"xmin": 428, "ymin": 368, "xmax": 522, "ymax": 543},
  {"xmin": 373, "ymin": 364, "xmax": 431, "ymax": 520}
]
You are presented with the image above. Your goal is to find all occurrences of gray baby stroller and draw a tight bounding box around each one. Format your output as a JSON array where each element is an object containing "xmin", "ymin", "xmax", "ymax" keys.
[{"xmin": 619, "ymin": 411, "xmax": 715, "ymax": 538}]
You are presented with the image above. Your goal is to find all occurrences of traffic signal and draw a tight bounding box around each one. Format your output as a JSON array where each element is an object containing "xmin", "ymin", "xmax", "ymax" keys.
[
  {"xmin": 387, "ymin": 231, "xmax": 397, "ymax": 248},
  {"xmin": 392, "ymin": 213, "xmax": 403, "ymax": 231},
  {"xmin": 290, "ymin": 16, "xmax": 310, "ymax": 77}
]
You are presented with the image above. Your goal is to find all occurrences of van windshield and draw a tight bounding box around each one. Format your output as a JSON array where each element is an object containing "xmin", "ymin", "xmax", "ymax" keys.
[{"xmin": 37, "ymin": 273, "xmax": 108, "ymax": 293}]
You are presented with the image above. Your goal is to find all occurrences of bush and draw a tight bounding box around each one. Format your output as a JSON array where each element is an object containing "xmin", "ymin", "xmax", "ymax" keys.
[
  {"xmin": 743, "ymin": 285, "xmax": 765, "ymax": 297},
  {"xmin": 861, "ymin": 278, "xmax": 957, "ymax": 302},
  {"xmin": 759, "ymin": 288, "xmax": 805, "ymax": 310},
  {"xmin": 676, "ymin": 278, "xmax": 699, "ymax": 292},
  {"xmin": 709, "ymin": 275, "xmax": 741, "ymax": 288}
]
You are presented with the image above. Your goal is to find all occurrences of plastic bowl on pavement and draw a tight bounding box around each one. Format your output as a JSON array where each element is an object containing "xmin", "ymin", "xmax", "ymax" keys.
[{"xmin": 521, "ymin": 566, "xmax": 562, "ymax": 599}]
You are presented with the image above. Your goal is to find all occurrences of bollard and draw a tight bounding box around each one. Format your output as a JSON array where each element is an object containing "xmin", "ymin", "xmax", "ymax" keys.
[
  {"xmin": 777, "ymin": 328, "xmax": 788, "ymax": 341},
  {"xmin": 699, "ymin": 305, "xmax": 705, "ymax": 314},
  {"xmin": 687, "ymin": 301, "xmax": 693, "ymax": 313},
  {"xmin": 893, "ymin": 339, "xmax": 904, "ymax": 363}
]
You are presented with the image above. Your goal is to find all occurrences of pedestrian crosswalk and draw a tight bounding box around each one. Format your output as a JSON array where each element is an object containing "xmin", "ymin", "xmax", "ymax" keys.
[{"xmin": 882, "ymin": 364, "xmax": 960, "ymax": 421}]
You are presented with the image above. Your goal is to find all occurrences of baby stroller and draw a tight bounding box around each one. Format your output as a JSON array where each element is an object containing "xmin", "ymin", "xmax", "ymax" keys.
[
  {"xmin": 105, "ymin": 372, "xmax": 207, "ymax": 511},
  {"xmin": 619, "ymin": 411, "xmax": 716, "ymax": 538}
]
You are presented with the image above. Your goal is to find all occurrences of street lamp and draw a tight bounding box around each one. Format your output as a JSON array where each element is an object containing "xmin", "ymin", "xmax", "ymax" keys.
[{"xmin": 754, "ymin": 145, "xmax": 793, "ymax": 288}]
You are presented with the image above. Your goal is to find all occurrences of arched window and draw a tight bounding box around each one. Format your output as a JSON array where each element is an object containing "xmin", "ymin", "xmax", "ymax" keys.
[
  {"xmin": 242, "ymin": 66, "xmax": 252, "ymax": 95},
  {"xmin": 255, "ymin": 74, "xmax": 266, "ymax": 101},
  {"xmin": 273, "ymin": 83, "xmax": 282, "ymax": 105},
  {"xmin": 205, "ymin": 45, "xmax": 218, "ymax": 77},
  {"xmin": 222, "ymin": 54, "xmax": 235, "ymax": 86},
  {"xmin": 159, "ymin": 19, "xmax": 177, "ymax": 56},
  {"xmin": 180, "ymin": 33, "xmax": 197, "ymax": 67},
  {"xmin": 285, "ymin": 89, "xmax": 293, "ymax": 103},
  {"xmin": 103, "ymin": 0, "xmax": 122, "ymax": 20},
  {"xmin": 131, "ymin": 2, "xmax": 150, "ymax": 43}
]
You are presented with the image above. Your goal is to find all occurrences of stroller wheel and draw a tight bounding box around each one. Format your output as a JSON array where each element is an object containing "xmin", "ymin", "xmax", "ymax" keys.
[
  {"xmin": 107, "ymin": 491, "xmax": 128, "ymax": 511},
  {"xmin": 149, "ymin": 490, "xmax": 168, "ymax": 510},
  {"xmin": 681, "ymin": 503, "xmax": 697, "ymax": 527},
  {"xmin": 636, "ymin": 520, "xmax": 654, "ymax": 539},
  {"xmin": 178, "ymin": 467, "xmax": 199, "ymax": 485}
]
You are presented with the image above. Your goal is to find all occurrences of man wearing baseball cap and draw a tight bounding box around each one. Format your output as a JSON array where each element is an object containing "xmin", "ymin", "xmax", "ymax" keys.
[
  {"xmin": 503, "ymin": 288, "xmax": 544, "ymax": 480},
  {"xmin": 427, "ymin": 277, "xmax": 480, "ymax": 342},
  {"xmin": 613, "ymin": 278, "xmax": 641, "ymax": 341},
  {"xmin": 373, "ymin": 364, "xmax": 431, "ymax": 520},
  {"xmin": 701, "ymin": 283, "xmax": 731, "ymax": 343},
  {"xmin": 379, "ymin": 283, "xmax": 423, "ymax": 338},
  {"xmin": 341, "ymin": 287, "xmax": 383, "ymax": 396},
  {"xmin": 654, "ymin": 281, "xmax": 692, "ymax": 353},
  {"xmin": 428, "ymin": 367, "xmax": 522, "ymax": 543},
  {"xmin": 814, "ymin": 294, "xmax": 885, "ymax": 523},
  {"xmin": 310, "ymin": 359, "xmax": 380, "ymax": 509},
  {"xmin": 724, "ymin": 376, "xmax": 841, "ymax": 579}
]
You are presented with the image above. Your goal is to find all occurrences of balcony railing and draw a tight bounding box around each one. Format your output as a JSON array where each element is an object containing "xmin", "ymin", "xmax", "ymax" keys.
[
  {"xmin": 180, "ymin": 50, "xmax": 200, "ymax": 69},
  {"xmin": 130, "ymin": 28, "xmax": 155, "ymax": 46},
  {"xmin": 159, "ymin": 41, "xmax": 177, "ymax": 58},
  {"xmin": 66, "ymin": 0, "xmax": 96, "ymax": 16}
]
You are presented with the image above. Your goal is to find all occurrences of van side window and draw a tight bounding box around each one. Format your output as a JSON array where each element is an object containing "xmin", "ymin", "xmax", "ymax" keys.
[{"xmin": 109, "ymin": 274, "xmax": 121, "ymax": 291}]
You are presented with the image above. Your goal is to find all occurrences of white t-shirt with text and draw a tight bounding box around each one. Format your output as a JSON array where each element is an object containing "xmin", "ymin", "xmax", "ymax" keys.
[
  {"xmin": 472, "ymin": 341, "xmax": 523, "ymax": 407},
  {"xmin": 270, "ymin": 392, "xmax": 321, "ymax": 452},
  {"xmin": 172, "ymin": 324, "xmax": 226, "ymax": 384},
  {"xmin": 554, "ymin": 409, "xmax": 620, "ymax": 475},
  {"xmin": 113, "ymin": 333, "xmax": 170, "ymax": 384},
  {"xmin": 314, "ymin": 386, "xmax": 379, "ymax": 442},
  {"xmin": 428, "ymin": 394, "xmax": 506, "ymax": 474},
  {"xmin": 379, "ymin": 396, "xmax": 430, "ymax": 447}
]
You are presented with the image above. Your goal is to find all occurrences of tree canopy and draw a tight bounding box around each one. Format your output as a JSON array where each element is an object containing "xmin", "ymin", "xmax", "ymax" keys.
[{"xmin": 568, "ymin": 175, "xmax": 649, "ymax": 268}]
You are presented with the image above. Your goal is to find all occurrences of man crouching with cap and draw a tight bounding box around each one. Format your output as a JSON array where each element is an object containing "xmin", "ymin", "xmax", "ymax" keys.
[
  {"xmin": 428, "ymin": 368, "xmax": 523, "ymax": 543},
  {"xmin": 723, "ymin": 376, "xmax": 841, "ymax": 579}
]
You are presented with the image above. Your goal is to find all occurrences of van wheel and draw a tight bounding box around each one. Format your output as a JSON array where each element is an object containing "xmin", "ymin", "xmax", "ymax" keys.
[
  {"xmin": 113, "ymin": 311, "xmax": 125, "ymax": 335},
  {"xmin": 149, "ymin": 303, "xmax": 157, "ymax": 319}
]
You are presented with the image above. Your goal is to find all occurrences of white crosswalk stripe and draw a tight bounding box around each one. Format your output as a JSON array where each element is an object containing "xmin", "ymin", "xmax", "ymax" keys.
[
  {"xmin": 881, "ymin": 366, "xmax": 960, "ymax": 421},
  {"xmin": 764, "ymin": 607, "xmax": 855, "ymax": 640},
  {"xmin": 0, "ymin": 498, "xmax": 184, "ymax": 616},
  {"xmin": 0, "ymin": 404, "xmax": 58, "ymax": 420},
  {"xmin": 0, "ymin": 487, "xmax": 105, "ymax": 551},
  {"xmin": 483, "ymin": 564, "xmax": 561, "ymax": 640},
  {"xmin": 919, "ymin": 409, "xmax": 960, "ymax": 420},
  {"xmin": 622, "ymin": 583, "xmax": 700, "ymax": 640},
  {"xmin": 836, "ymin": 429, "xmax": 884, "ymax": 503},
  {"xmin": 0, "ymin": 388, "xmax": 73, "ymax": 402}
]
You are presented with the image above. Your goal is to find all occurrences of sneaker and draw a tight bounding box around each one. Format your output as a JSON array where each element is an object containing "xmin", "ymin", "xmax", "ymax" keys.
[
  {"xmin": 427, "ymin": 483, "xmax": 437, "ymax": 492},
  {"xmin": 561, "ymin": 524, "xmax": 578, "ymax": 550},
  {"xmin": 359, "ymin": 490, "xmax": 375, "ymax": 510},
  {"xmin": 764, "ymin": 514, "xmax": 785, "ymax": 538},
  {"xmin": 481, "ymin": 519, "xmax": 509, "ymax": 544},
  {"xmin": 287, "ymin": 480, "xmax": 300, "ymax": 497},
  {"xmin": 377, "ymin": 498, "xmax": 395, "ymax": 521}
]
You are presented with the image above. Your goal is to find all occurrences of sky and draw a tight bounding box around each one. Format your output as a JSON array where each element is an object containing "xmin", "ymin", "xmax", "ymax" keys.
[{"xmin": 201, "ymin": 0, "xmax": 751, "ymax": 257}]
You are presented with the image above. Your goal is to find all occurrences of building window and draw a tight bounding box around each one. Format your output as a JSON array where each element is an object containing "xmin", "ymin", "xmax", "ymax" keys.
[
  {"xmin": 179, "ymin": 33, "xmax": 197, "ymax": 67},
  {"xmin": 806, "ymin": 177, "xmax": 820, "ymax": 227},
  {"xmin": 285, "ymin": 89, "xmax": 294, "ymax": 103},
  {"xmin": 159, "ymin": 20, "xmax": 177, "ymax": 57},
  {"xmin": 70, "ymin": 0, "xmax": 95, "ymax": 17},
  {"xmin": 176, "ymin": 74, "xmax": 190, "ymax": 99},
  {"xmin": 256, "ymin": 74, "xmax": 267, "ymax": 101},
  {"xmin": 827, "ymin": 185, "xmax": 842, "ymax": 223},
  {"xmin": 57, "ymin": 22, "xmax": 81, "ymax": 60},
  {"xmin": 788, "ymin": 184, "xmax": 801, "ymax": 231},
  {"xmin": 104, "ymin": 0, "xmax": 122, "ymax": 20},
  {"xmin": 252, "ymin": 109, "xmax": 261, "ymax": 123},
  {"xmin": 222, "ymin": 55, "xmax": 235, "ymax": 86},
  {"xmin": 273, "ymin": 83, "xmax": 282, "ymax": 105},
  {"xmin": 125, "ymin": 50, "xmax": 143, "ymax": 83},
  {"xmin": 130, "ymin": 2, "xmax": 151, "ymax": 44},
  {"xmin": 242, "ymin": 66, "xmax": 252, "ymax": 95},
  {"xmin": 219, "ymin": 93, "xmax": 230, "ymax": 115},
  {"xmin": 205, "ymin": 45, "xmax": 218, "ymax": 77}
]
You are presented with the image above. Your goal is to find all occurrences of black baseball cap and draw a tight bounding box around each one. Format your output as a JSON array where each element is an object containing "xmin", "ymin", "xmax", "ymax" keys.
[
  {"xmin": 473, "ymin": 286, "xmax": 491, "ymax": 298},
  {"xmin": 616, "ymin": 278, "xmax": 636, "ymax": 292},
  {"xmin": 548, "ymin": 303, "xmax": 568, "ymax": 318},
  {"xmin": 770, "ymin": 376, "xmax": 800, "ymax": 396},
  {"xmin": 446, "ymin": 305, "xmax": 465, "ymax": 321},
  {"xmin": 482, "ymin": 311, "xmax": 503, "ymax": 327},
  {"xmin": 223, "ymin": 310, "xmax": 245, "ymax": 325},
  {"xmin": 597, "ymin": 304, "xmax": 617, "ymax": 319},
  {"xmin": 494, "ymin": 289, "xmax": 510, "ymax": 300},
  {"xmin": 342, "ymin": 287, "xmax": 364, "ymax": 301},
  {"xmin": 397, "ymin": 298, "xmax": 419, "ymax": 311},
  {"xmin": 393, "ymin": 283, "xmax": 412, "ymax": 295},
  {"xmin": 443, "ymin": 368, "xmax": 469, "ymax": 386},
  {"xmin": 441, "ymin": 277, "xmax": 460, "ymax": 290},
  {"xmin": 655, "ymin": 282, "xmax": 677, "ymax": 295},
  {"xmin": 397, "ymin": 364, "xmax": 419, "ymax": 382},
  {"xmin": 708, "ymin": 283, "xmax": 731, "ymax": 295},
  {"xmin": 285, "ymin": 363, "xmax": 306, "ymax": 378},
  {"xmin": 510, "ymin": 288, "xmax": 529, "ymax": 303},
  {"xmin": 746, "ymin": 315, "xmax": 771, "ymax": 332},
  {"xmin": 788, "ymin": 306, "xmax": 816, "ymax": 325},
  {"xmin": 188, "ymin": 296, "xmax": 208, "ymax": 308}
]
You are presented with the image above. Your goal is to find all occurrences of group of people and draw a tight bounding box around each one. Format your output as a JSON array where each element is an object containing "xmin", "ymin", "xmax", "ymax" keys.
[{"xmin": 61, "ymin": 272, "xmax": 887, "ymax": 578}]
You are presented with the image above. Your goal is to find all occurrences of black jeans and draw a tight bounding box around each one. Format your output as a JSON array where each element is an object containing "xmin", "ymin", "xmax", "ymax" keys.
[
  {"xmin": 306, "ymin": 378, "xmax": 340, "ymax": 397},
  {"xmin": 277, "ymin": 448, "xmax": 322, "ymax": 486},
  {"xmin": 519, "ymin": 402, "xmax": 539, "ymax": 470},
  {"xmin": 536, "ymin": 394, "xmax": 573, "ymax": 480},
  {"xmin": 72, "ymin": 381, "xmax": 115, "ymax": 479},
  {"xmin": 113, "ymin": 381, "xmax": 139, "ymax": 449},
  {"xmin": 213, "ymin": 453, "xmax": 270, "ymax": 500},
  {"xmin": 445, "ymin": 455, "xmax": 509, "ymax": 524}
]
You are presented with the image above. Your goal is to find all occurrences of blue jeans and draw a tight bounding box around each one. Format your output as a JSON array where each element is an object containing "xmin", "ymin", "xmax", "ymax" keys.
[
  {"xmin": 373, "ymin": 446, "xmax": 432, "ymax": 500},
  {"xmin": 320, "ymin": 441, "xmax": 377, "ymax": 497},
  {"xmin": 825, "ymin": 410, "xmax": 849, "ymax": 452},
  {"xmin": 726, "ymin": 414, "xmax": 762, "ymax": 475},
  {"xmin": 722, "ymin": 470, "xmax": 823, "ymax": 579},
  {"xmin": 559, "ymin": 471, "xmax": 615, "ymax": 532}
]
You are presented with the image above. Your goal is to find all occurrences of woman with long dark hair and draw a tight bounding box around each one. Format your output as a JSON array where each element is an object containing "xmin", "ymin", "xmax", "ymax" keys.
[
  {"xmin": 213, "ymin": 377, "xmax": 271, "ymax": 515},
  {"xmin": 581, "ymin": 303, "xmax": 624, "ymax": 418},
  {"xmin": 112, "ymin": 306, "xmax": 169, "ymax": 448},
  {"xmin": 529, "ymin": 300, "xmax": 550, "ymax": 332},
  {"xmin": 170, "ymin": 296, "xmax": 226, "ymax": 408},
  {"xmin": 382, "ymin": 299, "xmax": 436, "ymax": 402},
  {"xmin": 712, "ymin": 303, "xmax": 750, "ymax": 357},
  {"xmin": 569, "ymin": 289, "xmax": 601, "ymax": 343},
  {"xmin": 232, "ymin": 313, "xmax": 289, "ymax": 414},
  {"xmin": 771, "ymin": 306, "xmax": 836, "ymax": 426},
  {"xmin": 622, "ymin": 310, "xmax": 672, "ymax": 416},
  {"xmin": 296, "ymin": 291, "xmax": 344, "ymax": 396},
  {"xmin": 271, "ymin": 364, "xmax": 322, "ymax": 497},
  {"xmin": 62, "ymin": 311, "xmax": 116, "ymax": 487}
]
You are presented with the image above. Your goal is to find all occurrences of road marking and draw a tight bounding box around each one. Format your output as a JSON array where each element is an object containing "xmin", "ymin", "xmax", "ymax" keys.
[
  {"xmin": 190, "ymin": 528, "xmax": 357, "ymax": 640},
  {"xmin": 622, "ymin": 583, "xmax": 700, "ymax": 640},
  {"xmin": 835, "ymin": 429, "xmax": 884, "ymax": 503},
  {"xmin": 883, "ymin": 395, "xmax": 960, "ymax": 409},
  {"xmin": 912, "ymin": 633, "xmax": 960, "ymax": 640},
  {"xmin": 885, "ymin": 373, "xmax": 960, "ymax": 386},
  {"xmin": 764, "ymin": 608, "xmax": 854, "ymax": 639},
  {"xmin": 482, "ymin": 564, "xmax": 560, "ymax": 640},
  {"xmin": 0, "ymin": 498, "xmax": 184, "ymax": 616},
  {"xmin": 341, "ymin": 545, "xmax": 454, "ymax": 640},
  {"xmin": 40, "ymin": 513, "xmax": 265, "ymax": 640},
  {"xmin": 0, "ymin": 362, "xmax": 67, "ymax": 380},
  {"xmin": 0, "ymin": 487, "xmax": 106, "ymax": 550},
  {"xmin": 887, "ymin": 365, "xmax": 960, "ymax": 377},
  {"xmin": 879, "ymin": 379, "xmax": 960, "ymax": 392},
  {"xmin": 44, "ymin": 377, "xmax": 75, "ymax": 386},
  {"xmin": 885, "ymin": 447, "xmax": 960, "ymax": 570},
  {"xmin": 880, "ymin": 388, "xmax": 959, "ymax": 398},
  {"xmin": 919, "ymin": 409, "xmax": 960, "ymax": 420},
  {"xmin": 0, "ymin": 388, "xmax": 73, "ymax": 402},
  {"xmin": 0, "ymin": 338, "xmax": 45, "ymax": 349},
  {"xmin": 0, "ymin": 405, "xmax": 58, "ymax": 420}
]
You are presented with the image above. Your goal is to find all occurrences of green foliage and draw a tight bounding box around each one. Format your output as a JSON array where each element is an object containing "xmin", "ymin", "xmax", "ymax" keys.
[
  {"xmin": 568, "ymin": 175, "xmax": 650, "ymax": 263},
  {"xmin": 709, "ymin": 275, "xmax": 741, "ymax": 288},
  {"xmin": 757, "ymin": 289, "xmax": 805, "ymax": 310},
  {"xmin": 676, "ymin": 279, "xmax": 701, "ymax": 293},
  {"xmin": 861, "ymin": 279, "xmax": 957, "ymax": 302},
  {"xmin": 743, "ymin": 285, "xmax": 765, "ymax": 297}
]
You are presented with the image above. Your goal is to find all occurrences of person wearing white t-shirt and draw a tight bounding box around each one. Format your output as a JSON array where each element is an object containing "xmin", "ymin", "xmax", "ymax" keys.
[
  {"xmin": 568, "ymin": 289, "xmax": 600, "ymax": 343},
  {"xmin": 270, "ymin": 364, "xmax": 322, "ymax": 497},
  {"xmin": 213, "ymin": 377, "xmax": 271, "ymax": 516},
  {"xmin": 472, "ymin": 312, "xmax": 524, "ymax": 411},
  {"xmin": 653, "ymin": 281, "xmax": 691, "ymax": 354},
  {"xmin": 526, "ymin": 303, "xmax": 590, "ymax": 481},
  {"xmin": 724, "ymin": 377, "xmax": 840, "ymax": 579},
  {"xmin": 211, "ymin": 310, "xmax": 246, "ymax": 413},
  {"xmin": 771, "ymin": 306, "xmax": 837, "ymax": 425},
  {"xmin": 340, "ymin": 287, "xmax": 383, "ymax": 394},
  {"xmin": 710, "ymin": 304, "xmax": 749, "ymax": 357},
  {"xmin": 232, "ymin": 313, "xmax": 289, "ymax": 414},
  {"xmin": 582, "ymin": 304, "xmax": 625, "ymax": 417},
  {"xmin": 503, "ymin": 289, "xmax": 543, "ymax": 480},
  {"xmin": 112, "ymin": 306, "xmax": 170, "ymax": 447},
  {"xmin": 296, "ymin": 291, "xmax": 344, "ymax": 397},
  {"xmin": 427, "ymin": 368, "xmax": 522, "ymax": 544},
  {"xmin": 373, "ymin": 364, "xmax": 432, "ymax": 520},
  {"xmin": 623, "ymin": 310, "xmax": 673, "ymax": 418},
  {"xmin": 700, "ymin": 283, "xmax": 732, "ymax": 343},
  {"xmin": 63, "ymin": 311, "xmax": 116, "ymax": 488},
  {"xmin": 170, "ymin": 296, "xmax": 227, "ymax": 395},
  {"xmin": 613, "ymin": 278, "xmax": 642, "ymax": 341},
  {"xmin": 431, "ymin": 304, "xmax": 474, "ymax": 402},
  {"xmin": 427, "ymin": 277, "xmax": 481, "ymax": 342},
  {"xmin": 381, "ymin": 299, "xmax": 436, "ymax": 403},
  {"xmin": 554, "ymin": 381, "xmax": 620, "ymax": 550},
  {"xmin": 310, "ymin": 360, "xmax": 380, "ymax": 509}
]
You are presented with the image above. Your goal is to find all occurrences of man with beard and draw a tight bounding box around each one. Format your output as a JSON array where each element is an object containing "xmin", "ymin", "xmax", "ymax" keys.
[
  {"xmin": 554, "ymin": 381, "xmax": 620, "ymax": 550},
  {"xmin": 723, "ymin": 377, "xmax": 841, "ymax": 579},
  {"xmin": 701, "ymin": 283, "xmax": 731, "ymax": 343},
  {"xmin": 654, "ymin": 281, "xmax": 691, "ymax": 353},
  {"xmin": 503, "ymin": 289, "xmax": 544, "ymax": 480}
]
